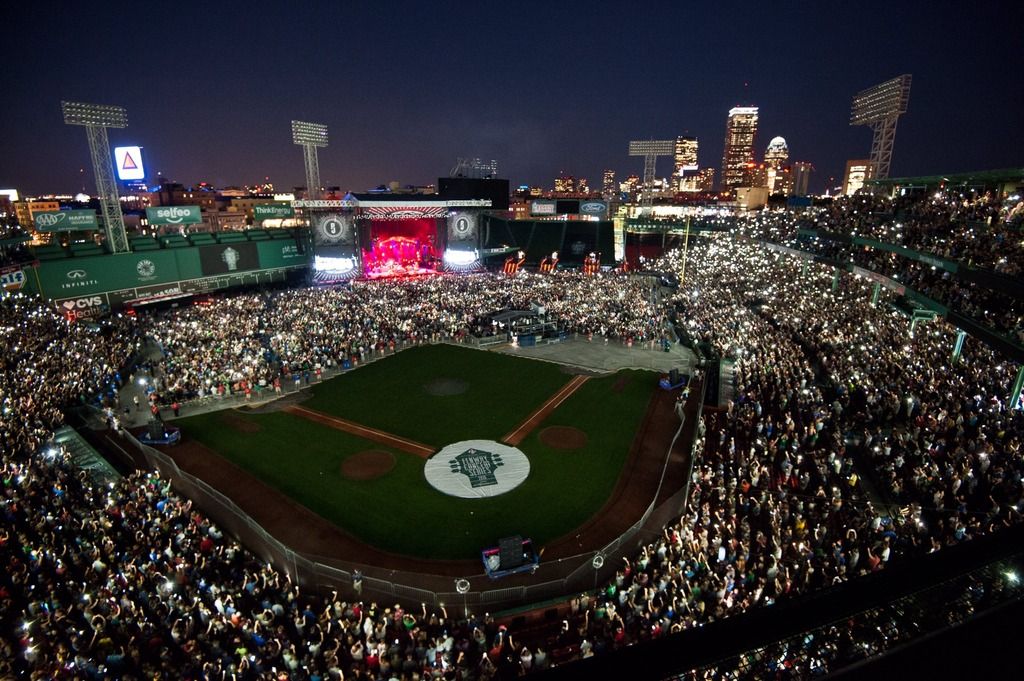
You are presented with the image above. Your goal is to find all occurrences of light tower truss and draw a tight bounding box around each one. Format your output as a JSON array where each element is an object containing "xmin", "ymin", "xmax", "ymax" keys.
[
  {"xmin": 628, "ymin": 140, "xmax": 675, "ymax": 214},
  {"xmin": 292, "ymin": 120, "xmax": 328, "ymax": 200},
  {"xmin": 61, "ymin": 100, "xmax": 129, "ymax": 253},
  {"xmin": 850, "ymin": 74, "xmax": 912, "ymax": 181}
]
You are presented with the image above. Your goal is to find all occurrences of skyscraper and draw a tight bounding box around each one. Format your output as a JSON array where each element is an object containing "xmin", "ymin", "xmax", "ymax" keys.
[
  {"xmin": 764, "ymin": 137, "xmax": 789, "ymax": 168},
  {"xmin": 554, "ymin": 174, "xmax": 575, "ymax": 195},
  {"xmin": 842, "ymin": 159, "xmax": 875, "ymax": 195},
  {"xmin": 792, "ymin": 161, "xmax": 814, "ymax": 197},
  {"xmin": 674, "ymin": 136, "xmax": 699, "ymax": 190},
  {"xmin": 764, "ymin": 137, "xmax": 790, "ymax": 194},
  {"xmin": 620, "ymin": 174, "xmax": 640, "ymax": 201},
  {"xmin": 696, "ymin": 168, "xmax": 715, "ymax": 192},
  {"xmin": 721, "ymin": 107, "xmax": 759, "ymax": 190},
  {"xmin": 601, "ymin": 169, "xmax": 616, "ymax": 200}
]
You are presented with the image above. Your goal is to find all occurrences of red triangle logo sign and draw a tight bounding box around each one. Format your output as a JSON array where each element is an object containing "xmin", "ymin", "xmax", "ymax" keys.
[{"xmin": 122, "ymin": 152, "xmax": 138, "ymax": 170}]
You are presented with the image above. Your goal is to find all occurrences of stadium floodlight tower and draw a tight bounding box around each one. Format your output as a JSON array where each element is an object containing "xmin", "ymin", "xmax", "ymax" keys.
[
  {"xmin": 291, "ymin": 120, "xmax": 328, "ymax": 200},
  {"xmin": 61, "ymin": 100, "xmax": 130, "ymax": 253},
  {"xmin": 628, "ymin": 139, "xmax": 675, "ymax": 214},
  {"xmin": 850, "ymin": 74, "xmax": 912, "ymax": 181}
]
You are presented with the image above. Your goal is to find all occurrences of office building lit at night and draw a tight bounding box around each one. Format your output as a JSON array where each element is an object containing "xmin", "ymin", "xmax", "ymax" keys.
[
  {"xmin": 720, "ymin": 106, "xmax": 759, "ymax": 190},
  {"xmin": 673, "ymin": 136, "xmax": 699, "ymax": 190}
]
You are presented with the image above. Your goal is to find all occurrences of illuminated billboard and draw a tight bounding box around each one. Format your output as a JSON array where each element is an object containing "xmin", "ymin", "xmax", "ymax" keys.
[
  {"xmin": 531, "ymin": 200, "xmax": 557, "ymax": 216},
  {"xmin": 114, "ymin": 146, "xmax": 145, "ymax": 181}
]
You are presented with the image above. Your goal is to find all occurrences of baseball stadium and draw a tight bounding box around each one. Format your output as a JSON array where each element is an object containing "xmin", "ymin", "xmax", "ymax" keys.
[{"xmin": 5, "ymin": 167, "xmax": 1024, "ymax": 679}]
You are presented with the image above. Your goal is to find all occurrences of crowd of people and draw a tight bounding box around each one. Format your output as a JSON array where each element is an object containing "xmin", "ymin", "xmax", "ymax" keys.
[
  {"xmin": 1, "ymin": 194, "xmax": 1023, "ymax": 677},
  {"xmin": 810, "ymin": 191, "xmax": 1023, "ymax": 275},
  {"xmin": 137, "ymin": 272, "xmax": 664, "ymax": 405},
  {"xmin": 727, "ymin": 190, "xmax": 1024, "ymax": 342},
  {"xmin": 538, "ymin": 235, "xmax": 1022, "ymax": 673}
]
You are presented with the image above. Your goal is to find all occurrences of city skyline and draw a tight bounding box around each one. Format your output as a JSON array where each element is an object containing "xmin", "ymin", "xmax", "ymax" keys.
[{"xmin": 1, "ymin": 0, "xmax": 1021, "ymax": 196}]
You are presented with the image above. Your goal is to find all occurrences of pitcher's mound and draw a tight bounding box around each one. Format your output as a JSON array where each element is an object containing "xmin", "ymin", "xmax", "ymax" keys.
[
  {"xmin": 539, "ymin": 426, "xmax": 588, "ymax": 450},
  {"xmin": 424, "ymin": 378, "xmax": 469, "ymax": 396},
  {"xmin": 341, "ymin": 450, "xmax": 396, "ymax": 480}
]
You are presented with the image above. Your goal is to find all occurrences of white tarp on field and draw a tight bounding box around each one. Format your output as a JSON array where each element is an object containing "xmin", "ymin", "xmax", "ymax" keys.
[{"xmin": 424, "ymin": 440, "xmax": 530, "ymax": 499}]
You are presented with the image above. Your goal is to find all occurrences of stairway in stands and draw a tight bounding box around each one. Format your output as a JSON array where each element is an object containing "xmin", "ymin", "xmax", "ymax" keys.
[
  {"xmin": 53, "ymin": 425, "xmax": 122, "ymax": 486},
  {"xmin": 717, "ymin": 359, "xmax": 736, "ymax": 408}
]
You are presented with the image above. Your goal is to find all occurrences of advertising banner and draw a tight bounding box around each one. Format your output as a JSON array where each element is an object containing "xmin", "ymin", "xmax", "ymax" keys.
[
  {"xmin": 199, "ymin": 242, "xmax": 260, "ymax": 276},
  {"xmin": 114, "ymin": 146, "xmax": 145, "ymax": 181},
  {"xmin": 36, "ymin": 251, "xmax": 181, "ymax": 298},
  {"xmin": 579, "ymin": 200, "xmax": 608, "ymax": 216},
  {"xmin": 0, "ymin": 264, "xmax": 27, "ymax": 290},
  {"xmin": 530, "ymin": 200, "xmax": 557, "ymax": 216},
  {"xmin": 55, "ymin": 294, "xmax": 110, "ymax": 321},
  {"xmin": 34, "ymin": 209, "xmax": 99, "ymax": 232},
  {"xmin": 254, "ymin": 204, "xmax": 295, "ymax": 221},
  {"xmin": 257, "ymin": 240, "xmax": 308, "ymax": 269},
  {"xmin": 146, "ymin": 205, "xmax": 202, "ymax": 225}
]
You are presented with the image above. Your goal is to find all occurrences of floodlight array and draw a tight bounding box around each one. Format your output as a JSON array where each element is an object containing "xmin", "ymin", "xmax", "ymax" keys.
[
  {"xmin": 61, "ymin": 100, "xmax": 128, "ymax": 128},
  {"xmin": 291, "ymin": 120, "xmax": 329, "ymax": 147},
  {"xmin": 850, "ymin": 75, "xmax": 912, "ymax": 126},
  {"xmin": 628, "ymin": 140, "xmax": 675, "ymax": 156}
]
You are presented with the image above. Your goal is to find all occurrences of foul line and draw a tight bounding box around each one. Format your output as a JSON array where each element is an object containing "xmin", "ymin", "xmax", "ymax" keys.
[
  {"xmin": 284, "ymin": 405, "xmax": 435, "ymax": 459},
  {"xmin": 503, "ymin": 375, "xmax": 590, "ymax": 446}
]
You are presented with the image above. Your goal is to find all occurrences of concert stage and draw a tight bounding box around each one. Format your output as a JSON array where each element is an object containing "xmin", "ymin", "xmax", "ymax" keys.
[
  {"xmin": 302, "ymin": 195, "xmax": 488, "ymax": 282},
  {"xmin": 361, "ymin": 219, "xmax": 441, "ymax": 279}
]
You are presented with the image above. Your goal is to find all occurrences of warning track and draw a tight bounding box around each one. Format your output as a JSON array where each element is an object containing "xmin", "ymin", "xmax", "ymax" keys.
[
  {"xmin": 284, "ymin": 405, "xmax": 435, "ymax": 458},
  {"xmin": 502, "ymin": 374, "xmax": 590, "ymax": 446}
]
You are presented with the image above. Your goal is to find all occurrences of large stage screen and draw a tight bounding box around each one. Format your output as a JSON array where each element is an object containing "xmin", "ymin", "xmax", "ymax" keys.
[
  {"xmin": 359, "ymin": 218, "xmax": 443, "ymax": 279},
  {"xmin": 311, "ymin": 213, "xmax": 359, "ymax": 283}
]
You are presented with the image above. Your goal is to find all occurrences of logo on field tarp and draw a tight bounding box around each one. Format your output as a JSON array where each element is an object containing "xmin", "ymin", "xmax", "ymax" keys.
[{"xmin": 449, "ymin": 448, "xmax": 504, "ymax": 488}]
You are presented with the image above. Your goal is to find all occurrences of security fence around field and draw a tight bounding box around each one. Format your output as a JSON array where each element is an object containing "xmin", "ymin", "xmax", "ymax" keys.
[{"xmin": 115, "ymin": 341, "xmax": 706, "ymax": 612}]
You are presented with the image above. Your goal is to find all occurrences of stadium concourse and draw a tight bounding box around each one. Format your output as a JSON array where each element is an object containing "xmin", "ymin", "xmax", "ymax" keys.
[{"xmin": 1, "ymin": 191, "xmax": 1023, "ymax": 679}]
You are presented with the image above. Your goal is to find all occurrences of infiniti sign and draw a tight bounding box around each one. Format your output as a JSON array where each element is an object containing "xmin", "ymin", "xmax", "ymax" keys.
[{"xmin": 66, "ymin": 269, "xmax": 88, "ymax": 279}]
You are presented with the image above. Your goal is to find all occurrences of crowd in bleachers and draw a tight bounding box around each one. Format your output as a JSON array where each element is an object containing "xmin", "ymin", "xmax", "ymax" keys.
[
  {"xmin": 2, "ymin": 189, "xmax": 1023, "ymax": 677},
  {"xmin": 728, "ymin": 190, "xmax": 1024, "ymax": 341},
  {"xmin": 540, "ymin": 235, "xmax": 1022, "ymax": 673},
  {"xmin": 812, "ymin": 191, "xmax": 1023, "ymax": 275}
]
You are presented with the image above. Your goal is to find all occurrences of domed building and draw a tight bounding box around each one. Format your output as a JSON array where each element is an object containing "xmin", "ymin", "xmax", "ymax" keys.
[
  {"xmin": 764, "ymin": 136, "xmax": 789, "ymax": 168},
  {"xmin": 764, "ymin": 136, "xmax": 792, "ymax": 195}
]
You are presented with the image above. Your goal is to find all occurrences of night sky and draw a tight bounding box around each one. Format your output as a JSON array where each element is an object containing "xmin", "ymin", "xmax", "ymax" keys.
[{"xmin": 2, "ymin": 0, "xmax": 1021, "ymax": 196}]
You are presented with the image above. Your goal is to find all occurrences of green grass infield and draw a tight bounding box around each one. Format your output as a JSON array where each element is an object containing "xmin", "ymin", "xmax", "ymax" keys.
[{"xmin": 175, "ymin": 345, "xmax": 656, "ymax": 559}]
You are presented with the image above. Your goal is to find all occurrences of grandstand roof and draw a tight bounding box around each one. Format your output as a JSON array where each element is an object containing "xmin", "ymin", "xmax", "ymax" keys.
[{"xmin": 867, "ymin": 168, "xmax": 1024, "ymax": 187}]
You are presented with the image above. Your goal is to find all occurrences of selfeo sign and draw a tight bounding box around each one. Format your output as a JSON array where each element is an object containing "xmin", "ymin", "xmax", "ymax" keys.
[{"xmin": 146, "ymin": 206, "xmax": 202, "ymax": 225}]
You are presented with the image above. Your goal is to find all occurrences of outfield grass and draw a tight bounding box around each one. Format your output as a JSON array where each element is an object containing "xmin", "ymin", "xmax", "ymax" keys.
[
  {"xmin": 301, "ymin": 344, "xmax": 571, "ymax": 445},
  {"xmin": 176, "ymin": 347, "xmax": 657, "ymax": 559}
]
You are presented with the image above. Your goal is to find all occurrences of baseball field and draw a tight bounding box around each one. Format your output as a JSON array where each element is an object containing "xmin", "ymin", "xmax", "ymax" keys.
[{"xmin": 173, "ymin": 344, "xmax": 657, "ymax": 559}]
